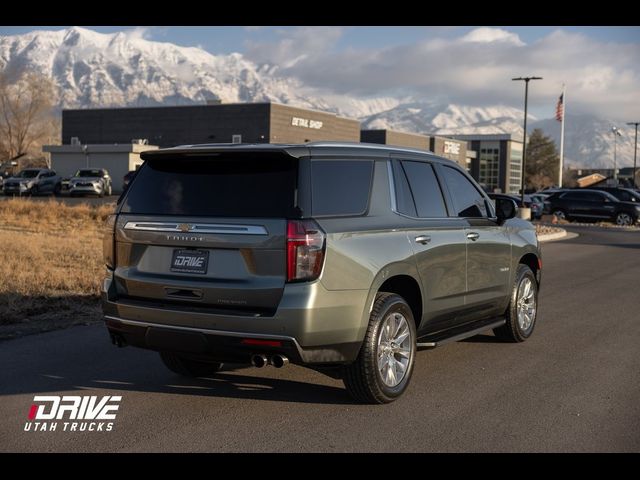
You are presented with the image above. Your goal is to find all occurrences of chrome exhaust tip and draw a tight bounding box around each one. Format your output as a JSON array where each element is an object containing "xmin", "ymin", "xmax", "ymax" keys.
[
  {"xmin": 271, "ymin": 354, "xmax": 289, "ymax": 368},
  {"xmin": 251, "ymin": 354, "xmax": 268, "ymax": 368}
]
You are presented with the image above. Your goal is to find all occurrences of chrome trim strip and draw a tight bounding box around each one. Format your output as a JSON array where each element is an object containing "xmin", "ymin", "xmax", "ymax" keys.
[
  {"xmin": 104, "ymin": 315, "xmax": 303, "ymax": 355},
  {"xmin": 123, "ymin": 222, "xmax": 268, "ymax": 235}
]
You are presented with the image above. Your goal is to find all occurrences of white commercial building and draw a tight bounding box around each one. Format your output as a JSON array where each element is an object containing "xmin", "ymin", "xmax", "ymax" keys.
[{"xmin": 42, "ymin": 143, "xmax": 158, "ymax": 193}]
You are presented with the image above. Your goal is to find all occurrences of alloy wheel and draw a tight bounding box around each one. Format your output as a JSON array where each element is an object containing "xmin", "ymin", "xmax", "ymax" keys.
[{"xmin": 377, "ymin": 312, "xmax": 413, "ymax": 387}]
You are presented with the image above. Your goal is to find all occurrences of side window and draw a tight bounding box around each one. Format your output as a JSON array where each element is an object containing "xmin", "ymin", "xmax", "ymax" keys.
[
  {"xmin": 441, "ymin": 166, "xmax": 488, "ymax": 218},
  {"xmin": 311, "ymin": 160, "xmax": 374, "ymax": 216},
  {"xmin": 398, "ymin": 160, "xmax": 447, "ymax": 218},
  {"xmin": 587, "ymin": 193, "xmax": 605, "ymax": 202},
  {"xmin": 391, "ymin": 160, "xmax": 417, "ymax": 217},
  {"xmin": 617, "ymin": 191, "xmax": 631, "ymax": 201},
  {"xmin": 561, "ymin": 192, "xmax": 581, "ymax": 200}
]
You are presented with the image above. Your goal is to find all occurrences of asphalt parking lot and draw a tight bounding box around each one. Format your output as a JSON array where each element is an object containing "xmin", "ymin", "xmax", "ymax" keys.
[{"xmin": 0, "ymin": 225, "xmax": 639, "ymax": 452}]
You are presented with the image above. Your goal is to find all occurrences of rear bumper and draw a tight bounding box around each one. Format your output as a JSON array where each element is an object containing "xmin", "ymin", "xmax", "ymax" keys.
[{"xmin": 101, "ymin": 275, "xmax": 368, "ymax": 365}]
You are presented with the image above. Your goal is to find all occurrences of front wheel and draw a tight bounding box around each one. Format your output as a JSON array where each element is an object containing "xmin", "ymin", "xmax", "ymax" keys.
[
  {"xmin": 159, "ymin": 352, "xmax": 223, "ymax": 377},
  {"xmin": 615, "ymin": 212, "xmax": 634, "ymax": 226},
  {"xmin": 552, "ymin": 209, "xmax": 567, "ymax": 221},
  {"xmin": 494, "ymin": 264, "xmax": 538, "ymax": 342},
  {"xmin": 343, "ymin": 293, "xmax": 417, "ymax": 404}
]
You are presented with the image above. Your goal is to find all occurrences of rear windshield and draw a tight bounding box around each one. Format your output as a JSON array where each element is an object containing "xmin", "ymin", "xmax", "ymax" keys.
[{"xmin": 120, "ymin": 155, "xmax": 299, "ymax": 217}]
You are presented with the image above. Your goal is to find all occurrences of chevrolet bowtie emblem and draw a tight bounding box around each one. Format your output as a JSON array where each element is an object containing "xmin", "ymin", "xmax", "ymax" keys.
[{"xmin": 177, "ymin": 223, "xmax": 192, "ymax": 232}]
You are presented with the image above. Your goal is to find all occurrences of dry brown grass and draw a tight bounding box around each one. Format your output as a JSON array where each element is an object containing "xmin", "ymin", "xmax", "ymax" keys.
[{"xmin": 0, "ymin": 198, "xmax": 115, "ymax": 336}]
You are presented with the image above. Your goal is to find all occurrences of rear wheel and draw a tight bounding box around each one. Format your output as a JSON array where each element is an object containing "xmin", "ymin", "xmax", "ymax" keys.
[
  {"xmin": 53, "ymin": 183, "xmax": 62, "ymax": 196},
  {"xmin": 343, "ymin": 293, "xmax": 417, "ymax": 404},
  {"xmin": 159, "ymin": 352, "xmax": 223, "ymax": 377},
  {"xmin": 494, "ymin": 264, "xmax": 538, "ymax": 342}
]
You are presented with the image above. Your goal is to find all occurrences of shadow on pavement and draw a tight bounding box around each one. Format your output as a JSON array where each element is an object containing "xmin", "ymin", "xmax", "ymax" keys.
[{"xmin": 0, "ymin": 326, "xmax": 355, "ymax": 405}]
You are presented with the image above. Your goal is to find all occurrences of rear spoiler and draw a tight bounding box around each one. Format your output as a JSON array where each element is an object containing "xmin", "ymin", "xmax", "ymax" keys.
[{"xmin": 140, "ymin": 144, "xmax": 310, "ymax": 161}]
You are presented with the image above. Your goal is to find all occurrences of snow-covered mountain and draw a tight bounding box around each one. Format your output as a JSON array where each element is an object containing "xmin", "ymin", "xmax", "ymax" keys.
[
  {"xmin": 0, "ymin": 27, "xmax": 399, "ymax": 118},
  {"xmin": 363, "ymin": 102, "xmax": 529, "ymax": 137},
  {"xmin": 530, "ymin": 114, "xmax": 636, "ymax": 169},
  {"xmin": 363, "ymin": 103, "xmax": 637, "ymax": 168},
  {"xmin": 0, "ymin": 27, "xmax": 634, "ymax": 168}
]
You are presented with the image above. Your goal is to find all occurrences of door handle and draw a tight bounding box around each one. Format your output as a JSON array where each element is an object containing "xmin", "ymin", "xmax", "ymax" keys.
[
  {"xmin": 415, "ymin": 235, "xmax": 431, "ymax": 245},
  {"xmin": 466, "ymin": 232, "xmax": 480, "ymax": 241}
]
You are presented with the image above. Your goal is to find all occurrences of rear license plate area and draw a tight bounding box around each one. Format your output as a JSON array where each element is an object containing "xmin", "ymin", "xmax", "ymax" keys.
[{"xmin": 170, "ymin": 249, "xmax": 209, "ymax": 274}]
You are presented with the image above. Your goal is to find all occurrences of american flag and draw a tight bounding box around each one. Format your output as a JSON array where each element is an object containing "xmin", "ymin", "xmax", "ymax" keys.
[{"xmin": 555, "ymin": 93, "xmax": 564, "ymax": 122}]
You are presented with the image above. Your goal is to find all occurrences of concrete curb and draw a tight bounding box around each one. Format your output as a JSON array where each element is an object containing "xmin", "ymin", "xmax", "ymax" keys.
[{"xmin": 537, "ymin": 229, "xmax": 568, "ymax": 242}]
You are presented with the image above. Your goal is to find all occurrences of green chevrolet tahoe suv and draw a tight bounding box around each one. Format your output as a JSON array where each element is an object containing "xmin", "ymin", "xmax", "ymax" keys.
[{"xmin": 102, "ymin": 142, "xmax": 541, "ymax": 404}]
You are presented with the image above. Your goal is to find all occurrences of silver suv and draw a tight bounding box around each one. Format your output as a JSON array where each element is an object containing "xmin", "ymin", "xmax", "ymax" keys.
[
  {"xmin": 69, "ymin": 168, "xmax": 112, "ymax": 197},
  {"xmin": 2, "ymin": 168, "xmax": 62, "ymax": 196},
  {"xmin": 102, "ymin": 142, "xmax": 541, "ymax": 404}
]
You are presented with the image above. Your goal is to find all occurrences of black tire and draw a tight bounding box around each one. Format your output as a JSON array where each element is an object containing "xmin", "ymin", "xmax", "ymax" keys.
[
  {"xmin": 614, "ymin": 211, "xmax": 635, "ymax": 226},
  {"xmin": 159, "ymin": 352, "xmax": 223, "ymax": 377},
  {"xmin": 53, "ymin": 183, "xmax": 62, "ymax": 196},
  {"xmin": 493, "ymin": 264, "xmax": 538, "ymax": 342},
  {"xmin": 342, "ymin": 292, "xmax": 417, "ymax": 404},
  {"xmin": 552, "ymin": 209, "xmax": 567, "ymax": 221}
]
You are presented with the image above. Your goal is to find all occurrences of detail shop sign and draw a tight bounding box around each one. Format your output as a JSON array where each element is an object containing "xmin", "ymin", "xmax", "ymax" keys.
[{"xmin": 291, "ymin": 117, "xmax": 324, "ymax": 129}]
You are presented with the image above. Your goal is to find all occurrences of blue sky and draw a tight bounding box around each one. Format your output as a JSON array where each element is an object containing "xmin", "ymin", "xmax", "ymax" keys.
[
  {"xmin": 2, "ymin": 26, "xmax": 639, "ymax": 55},
  {"xmin": 1, "ymin": 26, "xmax": 639, "ymax": 120}
]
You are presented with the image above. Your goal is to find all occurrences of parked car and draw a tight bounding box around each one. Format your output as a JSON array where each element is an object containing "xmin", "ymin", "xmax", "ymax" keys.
[
  {"xmin": 69, "ymin": 168, "xmax": 112, "ymax": 197},
  {"xmin": 0, "ymin": 175, "xmax": 3, "ymax": 192},
  {"xmin": 543, "ymin": 189, "xmax": 640, "ymax": 225},
  {"xmin": 102, "ymin": 142, "xmax": 542, "ymax": 404},
  {"xmin": 2, "ymin": 168, "xmax": 62, "ymax": 196},
  {"xmin": 590, "ymin": 186, "xmax": 640, "ymax": 203},
  {"xmin": 487, "ymin": 193, "xmax": 542, "ymax": 219}
]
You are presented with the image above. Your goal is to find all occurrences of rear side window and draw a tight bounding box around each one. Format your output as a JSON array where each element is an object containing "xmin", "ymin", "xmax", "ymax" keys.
[
  {"xmin": 120, "ymin": 155, "xmax": 298, "ymax": 217},
  {"xmin": 440, "ymin": 166, "xmax": 488, "ymax": 218},
  {"xmin": 391, "ymin": 161, "xmax": 417, "ymax": 217},
  {"xmin": 562, "ymin": 191, "xmax": 602, "ymax": 201},
  {"xmin": 398, "ymin": 161, "xmax": 447, "ymax": 218},
  {"xmin": 612, "ymin": 190, "xmax": 634, "ymax": 201},
  {"xmin": 311, "ymin": 160, "xmax": 373, "ymax": 216}
]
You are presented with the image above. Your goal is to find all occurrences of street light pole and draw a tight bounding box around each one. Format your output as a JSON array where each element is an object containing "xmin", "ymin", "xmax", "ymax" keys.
[
  {"xmin": 611, "ymin": 127, "xmax": 622, "ymax": 183},
  {"xmin": 627, "ymin": 122, "xmax": 639, "ymax": 188},
  {"xmin": 512, "ymin": 76, "xmax": 542, "ymax": 205},
  {"xmin": 82, "ymin": 144, "xmax": 89, "ymax": 168}
]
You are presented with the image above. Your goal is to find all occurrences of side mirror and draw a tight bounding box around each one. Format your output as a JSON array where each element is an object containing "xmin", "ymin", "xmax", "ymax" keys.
[{"xmin": 495, "ymin": 197, "xmax": 518, "ymax": 223}]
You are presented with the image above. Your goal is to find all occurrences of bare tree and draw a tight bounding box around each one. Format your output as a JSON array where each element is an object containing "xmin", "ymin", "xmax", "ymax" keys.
[{"xmin": 0, "ymin": 70, "xmax": 59, "ymax": 163}]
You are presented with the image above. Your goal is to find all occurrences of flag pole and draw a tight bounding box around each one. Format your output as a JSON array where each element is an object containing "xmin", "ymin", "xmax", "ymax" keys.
[{"xmin": 558, "ymin": 83, "xmax": 566, "ymax": 187}]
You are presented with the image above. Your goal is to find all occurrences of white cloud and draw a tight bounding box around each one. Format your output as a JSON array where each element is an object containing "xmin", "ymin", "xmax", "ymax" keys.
[
  {"xmin": 460, "ymin": 27, "xmax": 525, "ymax": 46},
  {"xmin": 252, "ymin": 27, "xmax": 640, "ymax": 121},
  {"xmin": 124, "ymin": 27, "xmax": 151, "ymax": 41},
  {"xmin": 244, "ymin": 26, "xmax": 343, "ymax": 67}
]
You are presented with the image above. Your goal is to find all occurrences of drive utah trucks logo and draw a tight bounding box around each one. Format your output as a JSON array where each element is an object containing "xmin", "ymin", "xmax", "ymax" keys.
[{"xmin": 25, "ymin": 395, "xmax": 122, "ymax": 432}]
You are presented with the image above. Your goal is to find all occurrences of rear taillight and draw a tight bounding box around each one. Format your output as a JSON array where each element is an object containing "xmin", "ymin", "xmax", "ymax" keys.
[
  {"xmin": 103, "ymin": 214, "xmax": 117, "ymax": 269},
  {"xmin": 286, "ymin": 219, "xmax": 326, "ymax": 282}
]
